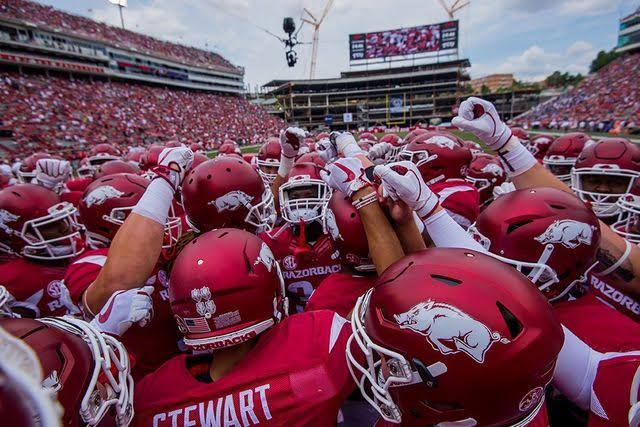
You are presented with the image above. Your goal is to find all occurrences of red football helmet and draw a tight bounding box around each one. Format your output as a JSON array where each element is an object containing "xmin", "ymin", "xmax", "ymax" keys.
[
  {"xmin": 189, "ymin": 152, "xmax": 209, "ymax": 172},
  {"xmin": 510, "ymin": 127, "xmax": 530, "ymax": 145},
  {"xmin": 218, "ymin": 142, "xmax": 241, "ymax": 156},
  {"xmin": 359, "ymin": 132, "xmax": 378, "ymax": 143},
  {"xmin": 79, "ymin": 173, "xmax": 151, "ymax": 248},
  {"xmin": 347, "ymin": 248, "xmax": 563, "ymax": 426},
  {"xmin": 87, "ymin": 144, "xmax": 121, "ymax": 167},
  {"xmin": 430, "ymin": 180, "xmax": 480, "ymax": 228},
  {"xmin": 3, "ymin": 317, "xmax": 133, "ymax": 427},
  {"xmin": 613, "ymin": 179, "xmax": 640, "ymax": 243},
  {"xmin": 295, "ymin": 152, "xmax": 327, "ymax": 168},
  {"xmin": 138, "ymin": 145, "xmax": 163, "ymax": 171},
  {"xmin": 0, "ymin": 184, "xmax": 84, "ymax": 260},
  {"xmin": 543, "ymin": 133, "xmax": 593, "ymax": 183},
  {"xmin": 315, "ymin": 132, "xmax": 330, "ymax": 142},
  {"xmin": 0, "ymin": 172, "xmax": 10, "ymax": 189},
  {"xmin": 528, "ymin": 135, "xmax": 554, "ymax": 160},
  {"xmin": 461, "ymin": 139, "xmax": 483, "ymax": 154},
  {"xmin": 256, "ymin": 137, "xmax": 281, "ymax": 184},
  {"xmin": 571, "ymin": 138, "xmax": 640, "ymax": 218},
  {"xmin": 76, "ymin": 157, "xmax": 94, "ymax": 178},
  {"xmin": 469, "ymin": 187, "xmax": 601, "ymax": 301},
  {"xmin": 279, "ymin": 162, "xmax": 331, "ymax": 224},
  {"xmin": 399, "ymin": 132, "xmax": 472, "ymax": 185},
  {"xmin": 323, "ymin": 191, "xmax": 373, "ymax": 272},
  {"xmin": 124, "ymin": 148, "xmax": 145, "ymax": 166},
  {"xmin": 182, "ymin": 157, "xmax": 275, "ymax": 233},
  {"xmin": 403, "ymin": 128, "xmax": 429, "ymax": 145},
  {"xmin": 18, "ymin": 152, "xmax": 52, "ymax": 183},
  {"xmin": 169, "ymin": 228, "xmax": 288, "ymax": 351},
  {"xmin": 465, "ymin": 153, "xmax": 506, "ymax": 205},
  {"xmin": 189, "ymin": 142, "xmax": 204, "ymax": 153},
  {"xmin": 0, "ymin": 325, "xmax": 62, "ymax": 427},
  {"xmin": 358, "ymin": 140, "xmax": 372, "ymax": 152},
  {"xmin": 379, "ymin": 133, "xmax": 402, "ymax": 146},
  {"xmin": 92, "ymin": 159, "xmax": 140, "ymax": 179}
]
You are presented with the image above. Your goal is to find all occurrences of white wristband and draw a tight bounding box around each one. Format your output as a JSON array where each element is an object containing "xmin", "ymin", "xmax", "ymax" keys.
[
  {"xmin": 423, "ymin": 209, "xmax": 486, "ymax": 251},
  {"xmin": 132, "ymin": 178, "xmax": 174, "ymax": 226},
  {"xmin": 496, "ymin": 136, "xmax": 537, "ymax": 177},
  {"xmin": 278, "ymin": 155, "xmax": 295, "ymax": 178}
]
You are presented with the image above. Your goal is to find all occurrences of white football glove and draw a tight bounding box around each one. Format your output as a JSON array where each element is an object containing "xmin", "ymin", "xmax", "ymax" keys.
[
  {"xmin": 492, "ymin": 181, "xmax": 516, "ymax": 199},
  {"xmin": 374, "ymin": 161, "xmax": 439, "ymax": 220},
  {"xmin": 89, "ymin": 286, "xmax": 154, "ymax": 336},
  {"xmin": 320, "ymin": 157, "xmax": 371, "ymax": 197},
  {"xmin": 316, "ymin": 138, "xmax": 337, "ymax": 163},
  {"xmin": 452, "ymin": 97, "xmax": 512, "ymax": 151},
  {"xmin": 152, "ymin": 145, "xmax": 194, "ymax": 191},
  {"xmin": 279, "ymin": 127, "xmax": 306, "ymax": 159},
  {"xmin": 35, "ymin": 159, "xmax": 71, "ymax": 192},
  {"xmin": 330, "ymin": 131, "xmax": 363, "ymax": 158},
  {"xmin": 368, "ymin": 142, "xmax": 392, "ymax": 160}
]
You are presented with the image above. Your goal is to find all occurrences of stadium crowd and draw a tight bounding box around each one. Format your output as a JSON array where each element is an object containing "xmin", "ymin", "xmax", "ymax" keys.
[
  {"xmin": 0, "ymin": 71, "xmax": 285, "ymax": 158},
  {"xmin": 0, "ymin": 0, "xmax": 237, "ymax": 72},
  {"xmin": 515, "ymin": 53, "xmax": 640, "ymax": 134},
  {"xmin": 2, "ymin": 96, "xmax": 640, "ymax": 426}
]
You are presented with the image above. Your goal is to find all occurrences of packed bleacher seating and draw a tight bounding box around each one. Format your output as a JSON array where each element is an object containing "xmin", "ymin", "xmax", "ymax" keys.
[
  {"xmin": 0, "ymin": 0, "xmax": 238, "ymax": 72},
  {"xmin": 0, "ymin": 71, "xmax": 285, "ymax": 157},
  {"xmin": 515, "ymin": 53, "xmax": 640, "ymax": 134}
]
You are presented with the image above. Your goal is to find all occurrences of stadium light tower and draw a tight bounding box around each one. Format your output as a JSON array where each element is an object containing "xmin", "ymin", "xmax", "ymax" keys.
[
  {"xmin": 301, "ymin": 0, "xmax": 335, "ymax": 79},
  {"xmin": 108, "ymin": 0, "xmax": 127, "ymax": 29},
  {"xmin": 437, "ymin": 0, "xmax": 469, "ymax": 19}
]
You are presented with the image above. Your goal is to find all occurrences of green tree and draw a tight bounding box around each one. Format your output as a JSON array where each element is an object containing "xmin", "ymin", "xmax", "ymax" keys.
[
  {"xmin": 590, "ymin": 50, "xmax": 621, "ymax": 73},
  {"xmin": 481, "ymin": 84, "xmax": 490, "ymax": 95}
]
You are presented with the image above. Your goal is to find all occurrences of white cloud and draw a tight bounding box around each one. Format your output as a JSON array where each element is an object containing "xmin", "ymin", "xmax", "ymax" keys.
[{"xmin": 481, "ymin": 41, "xmax": 599, "ymax": 81}]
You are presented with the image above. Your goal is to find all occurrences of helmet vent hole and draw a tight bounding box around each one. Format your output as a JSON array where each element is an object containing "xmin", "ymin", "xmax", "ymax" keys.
[
  {"xmin": 218, "ymin": 231, "xmax": 229, "ymax": 239},
  {"xmin": 226, "ymin": 168, "xmax": 231, "ymax": 172},
  {"xmin": 549, "ymin": 204, "xmax": 566, "ymax": 210},
  {"xmin": 207, "ymin": 174, "xmax": 212, "ymax": 180},
  {"xmin": 419, "ymin": 399, "xmax": 463, "ymax": 412},
  {"xmin": 11, "ymin": 191, "xmax": 21, "ymax": 197},
  {"xmin": 188, "ymin": 178, "xmax": 193, "ymax": 184},
  {"xmin": 349, "ymin": 213, "xmax": 356, "ymax": 219},
  {"xmin": 496, "ymin": 301, "xmax": 523, "ymax": 339},
  {"xmin": 430, "ymin": 274, "xmax": 461, "ymax": 286},
  {"xmin": 507, "ymin": 220, "xmax": 532, "ymax": 234}
]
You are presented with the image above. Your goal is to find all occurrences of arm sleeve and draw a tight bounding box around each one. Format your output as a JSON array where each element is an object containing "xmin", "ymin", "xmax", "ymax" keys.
[{"xmin": 422, "ymin": 209, "xmax": 485, "ymax": 252}]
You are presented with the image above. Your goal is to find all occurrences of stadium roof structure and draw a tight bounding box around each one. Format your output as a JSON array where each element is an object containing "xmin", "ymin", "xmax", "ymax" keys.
[{"xmin": 263, "ymin": 59, "xmax": 471, "ymax": 94}]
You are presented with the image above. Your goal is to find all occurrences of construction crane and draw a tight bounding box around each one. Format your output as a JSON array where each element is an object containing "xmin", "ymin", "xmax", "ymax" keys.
[
  {"xmin": 437, "ymin": 0, "xmax": 470, "ymax": 19},
  {"xmin": 301, "ymin": 0, "xmax": 335, "ymax": 79}
]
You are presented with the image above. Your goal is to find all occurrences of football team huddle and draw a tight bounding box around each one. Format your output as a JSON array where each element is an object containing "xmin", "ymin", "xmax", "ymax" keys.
[{"xmin": 1, "ymin": 97, "xmax": 640, "ymax": 427}]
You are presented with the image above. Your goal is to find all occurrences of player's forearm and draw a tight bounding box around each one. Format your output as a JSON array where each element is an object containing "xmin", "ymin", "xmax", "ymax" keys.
[
  {"xmin": 595, "ymin": 224, "xmax": 640, "ymax": 297},
  {"xmin": 354, "ymin": 187, "xmax": 404, "ymax": 274},
  {"xmin": 85, "ymin": 179, "xmax": 174, "ymax": 313},
  {"xmin": 271, "ymin": 174, "xmax": 285, "ymax": 214},
  {"xmin": 510, "ymin": 162, "xmax": 573, "ymax": 193},
  {"xmin": 394, "ymin": 213, "xmax": 427, "ymax": 254}
]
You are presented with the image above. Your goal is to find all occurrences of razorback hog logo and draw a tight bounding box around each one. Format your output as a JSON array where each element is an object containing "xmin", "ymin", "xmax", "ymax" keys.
[
  {"xmin": 480, "ymin": 163, "xmax": 504, "ymax": 177},
  {"xmin": 254, "ymin": 242, "xmax": 277, "ymax": 272},
  {"xmin": 210, "ymin": 191, "xmax": 253, "ymax": 213},
  {"xmin": 84, "ymin": 186, "xmax": 125, "ymax": 208},
  {"xmin": 0, "ymin": 209, "xmax": 19, "ymax": 233},
  {"xmin": 394, "ymin": 300, "xmax": 509, "ymax": 363},
  {"xmin": 534, "ymin": 220, "xmax": 595, "ymax": 249},
  {"xmin": 426, "ymin": 136, "xmax": 457, "ymax": 150}
]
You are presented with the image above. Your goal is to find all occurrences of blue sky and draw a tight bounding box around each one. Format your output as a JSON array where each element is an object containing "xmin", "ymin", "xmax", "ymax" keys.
[{"xmin": 37, "ymin": 0, "xmax": 638, "ymax": 87}]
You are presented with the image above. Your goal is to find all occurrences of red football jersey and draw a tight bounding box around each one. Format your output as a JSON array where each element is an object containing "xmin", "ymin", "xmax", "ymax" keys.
[
  {"xmin": 0, "ymin": 257, "xmax": 73, "ymax": 317},
  {"xmin": 588, "ymin": 352, "xmax": 640, "ymax": 426},
  {"xmin": 588, "ymin": 272, "xmax": 640, "ymax": 323},
  {"xmin": 554, "ymin": 292, "xmax": 640, "ymax": 352},
  {"xmin": 261, "ymin": 225, "xmax": 342, "ymax": 313},
  {"xmin": 133, "ymin": 310, "xmax": 353, "ymax": 427},
  {"xmin": 64, "ymin": 249, "xmax": 182, "ymax": 379},
  {"xmin": 306, "ymin": 273, "xmax": 374, "ymax": 318},
  {"xmin": 430, "ymin": 179, "xmax": 480, "ymax": 228}
]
